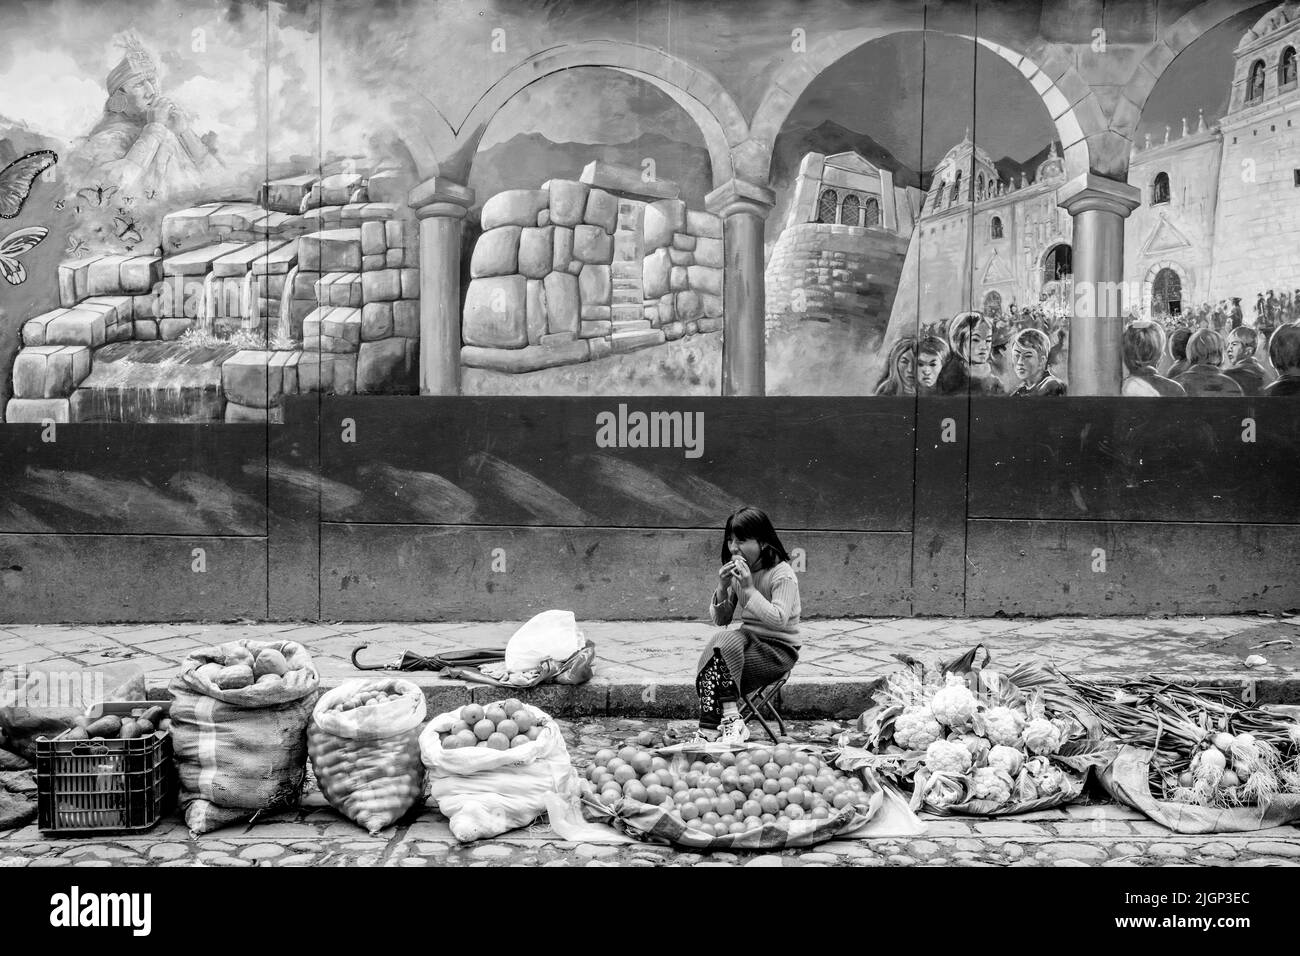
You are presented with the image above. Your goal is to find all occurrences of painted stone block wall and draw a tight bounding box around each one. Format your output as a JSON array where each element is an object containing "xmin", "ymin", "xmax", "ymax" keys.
[{"xmin": 461, "ymin": 178, "xmax": 724, "ymax": 377}]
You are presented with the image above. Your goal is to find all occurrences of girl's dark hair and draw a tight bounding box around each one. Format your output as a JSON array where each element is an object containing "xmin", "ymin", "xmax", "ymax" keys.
[{"xmin": 721, "ymin": 507, "xmax": 790, "ymax": 570}]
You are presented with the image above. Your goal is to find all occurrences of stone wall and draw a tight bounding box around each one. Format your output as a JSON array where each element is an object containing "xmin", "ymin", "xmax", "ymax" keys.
[
  {"xmin": 461, "ymin": 180, "xmax": 724, "ymax": 374},
  {"xmin": 1209, "ymin": 98, "xmax": 1300, "ymax": 302},
  {"xmin": 5, "ymin": 170, "xmax": 421, "ymax": 424},
  {"xmin": 765, "ymin": 222, "xmax": 908, "ymax": 336}
]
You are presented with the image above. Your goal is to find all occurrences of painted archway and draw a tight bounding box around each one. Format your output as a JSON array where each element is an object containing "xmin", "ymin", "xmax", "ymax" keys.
[
  {"xmin": 414, "ymin": 40, "xmax": 750, "ymax": 189},
  {"xmin": 746, "ymin": 29, "xmax": 1099, "ymax": 184},
  {"xmin": 1143, "ymin": 260, "xmax": 1194, "ymax": 317}
]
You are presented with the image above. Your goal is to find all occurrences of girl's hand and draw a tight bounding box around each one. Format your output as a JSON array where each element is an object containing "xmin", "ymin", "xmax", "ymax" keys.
[{"xmin": 730, "ymin": 558, "xmax": 753, "ymax": 590}]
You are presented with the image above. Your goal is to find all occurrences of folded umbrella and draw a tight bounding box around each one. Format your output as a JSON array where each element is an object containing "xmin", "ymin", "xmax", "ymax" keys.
[{"xmin": 350, "ymin": 645, "xmax": 507, "ymax": 672}]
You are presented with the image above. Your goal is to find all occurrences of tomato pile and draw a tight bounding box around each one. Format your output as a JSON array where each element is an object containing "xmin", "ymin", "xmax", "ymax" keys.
[
  {"xmin": 581, "ymin": 744, "xmax": 870, "ymax": 836},
  {"xmin": 438, "ymin": 699, "xmax": 545, "ymax": 751}
]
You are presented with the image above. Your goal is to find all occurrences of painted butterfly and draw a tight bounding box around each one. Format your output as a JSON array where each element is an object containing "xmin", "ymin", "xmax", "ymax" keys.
[
  {"xmin": 0, "ymin": 150, "xmax": 57, "ymax": 219},
  {"xmin": 0, "ymin": 226, "xmax": 49, "ymax": 285}
]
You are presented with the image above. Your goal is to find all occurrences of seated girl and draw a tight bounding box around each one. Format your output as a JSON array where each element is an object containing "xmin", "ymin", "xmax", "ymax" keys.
[{"xmin": 696, "ymin": 507, "xmax": 801, "ymax": 743}]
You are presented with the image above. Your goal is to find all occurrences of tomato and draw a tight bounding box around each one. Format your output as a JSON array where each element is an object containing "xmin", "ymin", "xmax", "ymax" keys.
[
  {"xmin": 750, "ymin": 748, "xmax": 772, "ymax": 766},
  {"xmin": 630, "ymin": 752, "xmax": 654, "ymax": 775},
  {"xmin": 716, "ymin": 796, "xmax": 737, "ymax": 816},
  {"xmin": 742, "ymin": 799, "xmax": 763, "ymax": 818},
  {"xmin": 729, "ymin": 821, "xmax": 748, "ymax": 834},
  {"xmin": 618, "ymin": 746, "xmax": 639, "ymax": 764},
  {"xmin": 777, "ymin": 778, "xmax": 795, "ymax": 793},
  {"xmin": 832, "ymin": 791, "xmax": 854, "ymax": 810},
  {"xmin": 773, "ymin": 747, "xmax": 795, "ymax": 767},
  {"xmin": 613, "ymin": 765, "xmax": 637, "ymax": 785},
  {"xmin": 693, "ymin": 796, "xmax": 712, "ymax": 815},
  {"xmin": 719, "ymin": 752, "xmax": 737, "ymax": 767},
  {"xmin": 762, "ymin": 779, "xmax": 781, "ymax": 795},
  {"xmin": 712, "ymin": 823, "xmax": 730, "ymax": 838},
  {"xmin": 673, "ymin": 791, "xmax": 690, "ymax": 805},
  {"xmin": 784, "ymin": 804, "xmax": 805, "ymax": 820},
  {"xmin": 759, "ymin": 794, "xmax": 781, "ymax": 815},
  {"xmin": 622, "ymin": 781, "xmax": 648, "ymax": 802},
  {"xmin": 690, "ymin": 761, "xmax": 708, "ymax": 774},
  {"xmin": 679, "ymin": 802, "xmax": 699, "ymax": 821},
  {"xmin": 701, "ymin": 811, "xmax": 721, "ymax": 826},
  {"xmin": 786, "ymin": 786, "xmax": 807, "ymax": 808},
  {"xmin": 762, "ymin": 762, "xmax": 782, "ymax": 779},
  {"xmin": 737, "ymin": 775, "xmax": 756, "ymax": 794},
  {"xmin": 720, "ymin": 769, "xmax": 741, "ymax": 789},
  {"xmin": 810, "ymin": 806, "xmax": 831, "ymax": 820},
  {"xmin": 651, "ymin": 757, "xmax": 670, "ymax": 772},
  {"xmin": 760, "ymin": 813, "xmax": 776, "ymax": 824}
]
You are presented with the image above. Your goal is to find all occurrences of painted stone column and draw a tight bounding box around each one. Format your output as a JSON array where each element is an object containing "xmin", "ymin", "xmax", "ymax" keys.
[
  {"xmin": 1058, "ymin": 173, "xmax": 1141, "ymax": 397},
  {"xmin": 409, "ymin": 177, "xmax": 475, "ymax": 396},
  {"xmin": 706, "ymin": 178, "xmax": 776, "ymax": 397}
]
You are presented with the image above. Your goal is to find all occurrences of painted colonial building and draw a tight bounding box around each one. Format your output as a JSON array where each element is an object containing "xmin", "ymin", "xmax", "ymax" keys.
[{"xmin": 1126, "ymin": 3, "xmax": 1300, "ymax": 315}]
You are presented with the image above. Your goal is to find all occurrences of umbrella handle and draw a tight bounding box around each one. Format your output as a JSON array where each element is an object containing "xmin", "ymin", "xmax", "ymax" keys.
[{"xmin": 350, "ymin": 644, "xmax": 400, "ymax": 671}]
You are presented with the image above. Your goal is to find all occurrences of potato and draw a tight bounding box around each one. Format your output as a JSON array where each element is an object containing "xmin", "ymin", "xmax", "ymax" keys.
[
  {"xmin": 141, "ymin": 706, "xmax": 165, "ymax": 726},
  {"xmin": 215, "ymin": 664, "xmax": 255, "ymax": 690},
  {"xmin": 85, "ymin": 715, "xmax": 122, "ymax": 739},
  {"xmin": 64, "ymin": 727, "xmax": 89, "ymax": 741},
  {"xmin": 253, "ymin": 648, "xmax": 289, "ymax": 679},
  {"xmin": 135, "ymin": 718, "xmax": 155, "ymax": 735},
  {"xmin": 195, "ymin": 662, "xmax": 224, "ymax": 685},
  {"xmin": 119, "ymin": 719, "xmax": 142, "ymax": 740},
  {"xmin": 72, "ymin": 715, "xmax": 91, "ymax": 729},
  {"xmin": 218, "ymin": 642, "xmax": 256, "ymax": 670}
]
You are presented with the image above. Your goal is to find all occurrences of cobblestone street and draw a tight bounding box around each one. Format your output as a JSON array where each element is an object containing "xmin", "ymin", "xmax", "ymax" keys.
[{"xmin": 4, "ymin": 719, "xmax": 1298, "ymax": 868}]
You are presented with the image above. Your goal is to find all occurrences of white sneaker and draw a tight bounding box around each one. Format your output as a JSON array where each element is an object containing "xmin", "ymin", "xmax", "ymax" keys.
[
  {"xmin": 718, "ymin": 714, "xmax": 750, "ymax": 744},
  {"xmin": 690, "ymin": 729, "xmax": 719, "ymax": 744}
]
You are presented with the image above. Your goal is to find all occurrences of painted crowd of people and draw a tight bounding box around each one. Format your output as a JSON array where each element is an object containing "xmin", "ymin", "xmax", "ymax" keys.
[{"xmin": 873, "ymin": 298, "xmax": 1300, "ymax": 398}]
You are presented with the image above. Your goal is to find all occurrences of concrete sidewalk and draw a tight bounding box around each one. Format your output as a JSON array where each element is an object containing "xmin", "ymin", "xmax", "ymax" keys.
[{"xmin": 3, "ymin": 614, "xmax": 1298, "ymax": 718}]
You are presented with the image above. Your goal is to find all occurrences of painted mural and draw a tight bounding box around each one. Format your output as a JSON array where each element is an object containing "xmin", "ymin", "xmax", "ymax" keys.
[{"xmin": 3, "ymin": 0, "xmax": 1300, "ymax": 424}]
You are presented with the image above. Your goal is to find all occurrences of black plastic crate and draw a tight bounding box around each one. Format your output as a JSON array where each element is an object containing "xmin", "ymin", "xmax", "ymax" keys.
[{"xmin": 35, "ymin": 702, "xmax": 176, "ymax": 835}]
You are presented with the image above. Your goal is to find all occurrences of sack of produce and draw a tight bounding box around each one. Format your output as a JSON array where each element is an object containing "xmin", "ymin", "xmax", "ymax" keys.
[
  {"xmin": 169, "ymin": 640, "xmax": 319, "ymax": 834},
  {"xmin": 308, "ymin": 679, "xmax": 427, "ymax": 835},
  {"xmin": 419, "ymin": 698, "xmax": 577, "ymax": 842},
  {"xmin": 1102, "ymin": 744, "xmax": 1300, "ymax": 833},
  {"xmin": 1, "ymin": 663, "xmax": 145, "ymax": 763},
  {"xmin": 578, "ymin": 742, "xmax": 888, "ymax": 850},
  {"xmin": 1073, "ymin": 677, "xmax": 1300, "ymax": 832},
  {"xmin": 850, "ymin": 646, "xmax": 1112, "ymax": 816}
]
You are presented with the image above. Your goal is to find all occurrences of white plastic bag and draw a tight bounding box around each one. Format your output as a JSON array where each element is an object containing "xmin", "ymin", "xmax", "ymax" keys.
[
  {"xmin": 419, "ymin": 703, "xmax": 577, "ymax": 842},
  {"xmin": 505, "ymin": 610, "xmax": 584, "ymax": 674}
]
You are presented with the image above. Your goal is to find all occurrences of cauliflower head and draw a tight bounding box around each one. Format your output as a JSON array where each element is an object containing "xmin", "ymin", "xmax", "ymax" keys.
[
  {"xmin": 972, "ymin": 766, "xmax": 1015, "ymax": 805},
  {"xmin": 893, "ymin": 706, "xmax": 943, "ymax": 750},
  {"xmin": 924, "ymin": 739, "xmax": 973, "ymax": 775},
  {"xmin": 981, "ymin": 706, "xmax": 1026, "ymax": 747},
  {"xmin": 986, "ymin": 744, "xmax": 1024, "ymax": 777},
  {"xmin": 1022, "ymin": 717, "xmax": 1063, "ymax": 756},
  {"xmin": 930, "ymin": 675, "xmax": 978, "ymax": 730},
  {"xmin": 952, "ymin": 732, "xmax": 992, "ymax": 763}
]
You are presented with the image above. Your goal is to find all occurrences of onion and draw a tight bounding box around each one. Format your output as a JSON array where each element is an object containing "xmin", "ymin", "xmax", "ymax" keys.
[
  {"xmin": 1198, "ymin": 747, "xmax": 1227, "ymax": 775},
  {"xmin": 1178, "ymin": 771, "xmax": 1194, "ymax": 788},
  {"xmin": 1219, "ymin": 769, "xmax": 1241, "ymax": 789},
  {"xmin": 1213, "ymin": 732, "xmax": 1235, "ymax": 753}
]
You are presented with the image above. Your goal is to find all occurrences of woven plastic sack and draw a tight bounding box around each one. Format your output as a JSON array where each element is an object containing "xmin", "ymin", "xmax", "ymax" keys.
[
  {"xmin": 168, "ymin": 640, "xmax": 319, "ymax": 834},
  {"xmin": 419, "ymin": 703, "xmax": 576, "ymax": 842},
  {"xmin": 1100, "ymin": 745, "xmax": 1300, "ymax": 833},
  {"xmin": 309, "ymin": 678, "xmax": 427, "ymax": 835}
]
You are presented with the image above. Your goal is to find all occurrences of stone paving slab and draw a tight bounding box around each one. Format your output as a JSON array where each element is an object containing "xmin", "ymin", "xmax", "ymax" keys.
[{"xmin": 1, "ymin": 616, "xmax": 1298, "ymax": 718}]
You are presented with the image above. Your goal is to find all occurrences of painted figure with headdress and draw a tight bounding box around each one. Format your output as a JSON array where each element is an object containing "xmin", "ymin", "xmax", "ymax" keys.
[{"xmin": 66, "ymin": 30, "xmax": 221, "ymax": 200}]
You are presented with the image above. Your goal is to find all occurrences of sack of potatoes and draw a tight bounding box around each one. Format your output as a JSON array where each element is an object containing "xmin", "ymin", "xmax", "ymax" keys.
[{"xmin": 188, "ymin": 640, "xmax": 313, "ymax": 693}]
